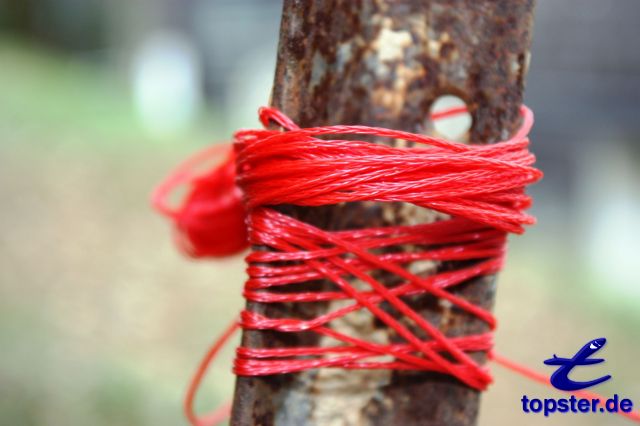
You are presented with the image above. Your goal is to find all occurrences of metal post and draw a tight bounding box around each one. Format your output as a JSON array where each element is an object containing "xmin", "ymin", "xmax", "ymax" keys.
[{"xmin": 232, "ymin": 1, "xmax": 536, "ymax": 424}]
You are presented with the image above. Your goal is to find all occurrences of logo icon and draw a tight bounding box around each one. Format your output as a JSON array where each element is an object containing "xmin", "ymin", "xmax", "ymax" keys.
[{"xmin": 544, "ymin": 337, "xmax": 612, "ymax": 391}]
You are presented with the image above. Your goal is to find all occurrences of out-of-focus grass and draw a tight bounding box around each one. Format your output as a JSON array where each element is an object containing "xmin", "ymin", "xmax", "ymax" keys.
[
  {"xmin": 0, "ymin": 37, "xmax": 244, "ymax": 426},
  {"xmin": 0, "ymin": 40, "xmax": 138, "ymax": 143},
  {"xmin": 0, "ymin": 36, "xmax": 229, "ymax": 147},
  {"xmin": 0, "ymin": 36, "xmax": 638, "ymax": 426}
]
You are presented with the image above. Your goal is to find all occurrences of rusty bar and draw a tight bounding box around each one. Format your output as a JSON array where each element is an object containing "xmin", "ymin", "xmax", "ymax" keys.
[{"xmin": 231, "ymin": 1, "xmax": 536, "ymax": 425}]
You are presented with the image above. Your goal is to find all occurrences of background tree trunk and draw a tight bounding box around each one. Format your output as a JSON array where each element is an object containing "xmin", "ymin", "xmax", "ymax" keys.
[{"xmin": 232, "ymin": 1, "xmax": 536, "ymax": 425}]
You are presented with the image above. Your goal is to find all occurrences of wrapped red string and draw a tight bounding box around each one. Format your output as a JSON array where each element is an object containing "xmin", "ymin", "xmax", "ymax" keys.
[
  {"xmin": 152, "ymin": 106, "xmax": 640, "ymax": 425},
  {"xmin": 230, "ymin": 105, "xmax": 538, "ymax": 392}
]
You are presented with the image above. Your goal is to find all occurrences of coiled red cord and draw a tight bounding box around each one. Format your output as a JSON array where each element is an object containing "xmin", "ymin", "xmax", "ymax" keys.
[{"xmin": 152, "ymin": 106, "xmax": 640, "ymax": 425}]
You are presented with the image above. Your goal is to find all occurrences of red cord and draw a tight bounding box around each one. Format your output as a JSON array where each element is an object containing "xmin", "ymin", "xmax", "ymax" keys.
[
  {"xmin": 152, "ymin": 106, "xmax": 639, "ymax": 424},
  {"xmin": 183, "ymin": 320, "xmax": 238, "ymax": 426},
  {"xmin": 152, "ymin": 144, "xmax": 248, "ymax": 257}
]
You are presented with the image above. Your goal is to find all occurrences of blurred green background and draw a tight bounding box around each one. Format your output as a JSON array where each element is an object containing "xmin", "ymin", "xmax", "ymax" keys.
[{"xmin": 0, "ymin": 1, "xmax": 639, "ymax": 425}]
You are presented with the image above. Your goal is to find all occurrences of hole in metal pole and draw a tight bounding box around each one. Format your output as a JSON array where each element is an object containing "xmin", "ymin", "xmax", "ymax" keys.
[{"xmin": 430, "ymin": 95, "xmax": 472, "ymax": 142}]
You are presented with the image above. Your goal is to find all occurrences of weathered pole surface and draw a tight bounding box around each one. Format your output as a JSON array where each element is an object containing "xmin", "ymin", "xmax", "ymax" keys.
[{"xmin": 231, "ymin": 1, "xmax": 536, "ymax": 425}]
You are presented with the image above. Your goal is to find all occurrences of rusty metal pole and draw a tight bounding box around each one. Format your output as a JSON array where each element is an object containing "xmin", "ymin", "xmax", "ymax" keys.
[{"xmin": 231, "ymin": 1, "xmax": 536, "ymax": 425}]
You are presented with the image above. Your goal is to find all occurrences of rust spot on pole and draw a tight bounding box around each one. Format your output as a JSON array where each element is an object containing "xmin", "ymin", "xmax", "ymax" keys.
[{"xmin": 231, "ymin": 1, "xmax": 536, "ymax": 425}]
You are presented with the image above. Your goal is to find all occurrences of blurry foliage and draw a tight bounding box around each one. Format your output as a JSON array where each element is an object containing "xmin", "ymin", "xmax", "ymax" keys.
[
  {"xmin": 0, "ymin": 36, "xmax": 222, "ymax": 146},
  {"xmin": 0, "ymin": 0, "xmax": 105, "ymax": 51},
  {"xmin": 0, "ymin": 38, "xmax": 241, "ymax": 425}
]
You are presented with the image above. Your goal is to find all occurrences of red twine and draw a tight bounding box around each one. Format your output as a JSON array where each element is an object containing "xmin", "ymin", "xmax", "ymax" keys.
[
  {"xmin": 152, "ymin": 106, "xmax": 640, "ymax": 425},
  {"xmin": 152, "ymin": 144, "xmax": 247, "ymax": 257}
]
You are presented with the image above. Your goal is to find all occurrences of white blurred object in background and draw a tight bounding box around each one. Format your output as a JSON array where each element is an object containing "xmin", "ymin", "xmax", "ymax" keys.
[
  {"xmin": 132, "ymin": 30, "xmax": 203, "ymax": 138},
  {"xmin": 578, "ymin": 142, "xmax": 640, "ymax": 301}
]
